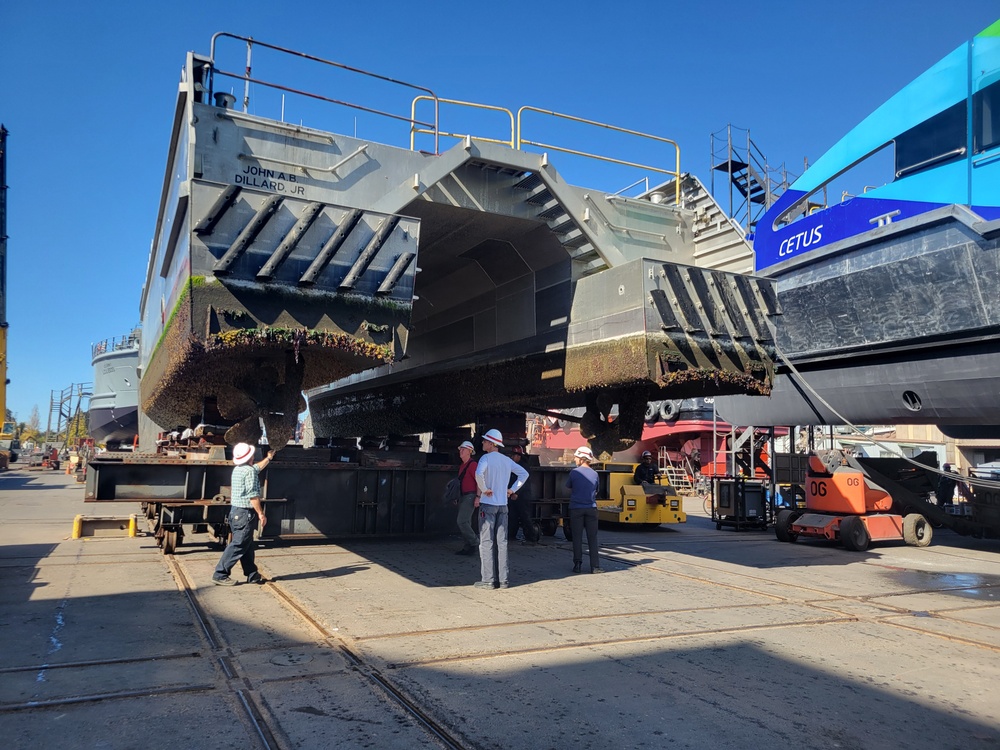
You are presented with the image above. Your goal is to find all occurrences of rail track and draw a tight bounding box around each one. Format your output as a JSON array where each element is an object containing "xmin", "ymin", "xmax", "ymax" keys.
[
  {"xmin": 162, "ymin": 551, "xmax": 473, "ymax": 750},
  {"xmin": 4, "ymin": 479, "xmax": 1000, "ymax": 749}
]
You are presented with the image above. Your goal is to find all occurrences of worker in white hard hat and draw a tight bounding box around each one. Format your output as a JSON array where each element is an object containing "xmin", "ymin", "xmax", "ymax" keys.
[
  {"xmin": 212, "ymin": 442, "xmax": 275, "ymax": 586},
  {"xmin": 566, "ymin": 445, "xmax": 602, "ymax": 574},
  {"xmin": 454, "ymin": 440, "xmax": 479, "ymax": 555},
  {"xmin": 633, "ymin": 449, "xmax": 660, "ymax": 485},
  {"xmin": 474, "ymin": 429, "xmax": 529, "ymax": 590}
]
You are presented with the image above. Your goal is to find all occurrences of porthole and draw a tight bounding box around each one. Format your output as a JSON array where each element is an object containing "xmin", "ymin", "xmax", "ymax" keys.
[{"xmin": 902, "ymin": 390, "xmax": 922, "ymax": 412}]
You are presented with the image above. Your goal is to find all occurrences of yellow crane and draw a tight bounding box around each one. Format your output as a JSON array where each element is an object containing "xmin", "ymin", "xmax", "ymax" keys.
[{"xmin": 0, "ymin": 124, "xmax": 11, "ymax": 470}]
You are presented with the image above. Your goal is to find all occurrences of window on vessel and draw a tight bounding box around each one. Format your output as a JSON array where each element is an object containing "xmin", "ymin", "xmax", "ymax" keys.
[
  {"xmin": 973, "ymin": 79, "xmax": 1000, "ymax": 153},
  {"xmin": 772, "ymin": 143, "xmax": 893, "ymax": 229},
  {"xmin": 894, "ymin": 101, "xmax": 966, "ymax": 178}
]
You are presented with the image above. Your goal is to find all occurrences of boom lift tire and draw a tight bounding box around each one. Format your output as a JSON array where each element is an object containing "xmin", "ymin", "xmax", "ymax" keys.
[
  {"xmin": 903, "ymin": 513, "xmax": 933, "ymax": 547},
  {"xmin": 775, "ymin": 509, "xmax": 800, "ymax": 543},
  {"xmin": 840, "ymin": 516, "xmax": 870, "ymax": 552}
]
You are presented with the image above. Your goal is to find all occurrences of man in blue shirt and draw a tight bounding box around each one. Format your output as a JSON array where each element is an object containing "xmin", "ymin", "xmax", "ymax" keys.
[
  {"xmin": 474, "ymin": 429, "xmax": 528, "ymax": 590},
  {"xmin": 566, "ymin": 445, "xmax": 602, "ymax": 574},
  {"xmin": 213, "ymin": 442, "xmax": 275, "ymax": 586}
]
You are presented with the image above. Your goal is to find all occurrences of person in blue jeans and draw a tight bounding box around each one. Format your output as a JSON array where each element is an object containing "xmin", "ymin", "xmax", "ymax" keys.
[
  {"xmin": 474, "ymin": 429, "xmax": 528, "ymax": 589},
  {"xmin": 213, "ymin": 442, "xmax": 275, "ymax": 586},
  {"xmin": 566, "ymin": 445, "xmax": 602, "ymax": 574}
]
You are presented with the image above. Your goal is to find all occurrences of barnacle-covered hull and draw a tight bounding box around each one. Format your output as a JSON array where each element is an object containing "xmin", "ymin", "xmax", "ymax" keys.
[
  {"xmin": 139, "ymin": 51, "xmax": 419, "ymax": 448},
  {"xmin": 141, "ymin": 276, "xmax": 405, "ymax": 446},
  {"xmin": 310, "ymin": 257, "xmax": 775, "ymax": 455}
]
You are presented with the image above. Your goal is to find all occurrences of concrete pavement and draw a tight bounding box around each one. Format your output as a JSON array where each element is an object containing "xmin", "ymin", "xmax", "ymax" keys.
[{"xmin": 2, "ymin": 466, "xmax": 999, "ymax": 749}]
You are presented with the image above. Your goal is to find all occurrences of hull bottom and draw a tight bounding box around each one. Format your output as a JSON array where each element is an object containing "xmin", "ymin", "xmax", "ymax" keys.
[
  {"xmin": 714, "ymin": 340, "xmax": 1000, "ymax": 430},
  {"xmin": 89, "ymin": 406, "xmax": 139, "ymax": 445}
]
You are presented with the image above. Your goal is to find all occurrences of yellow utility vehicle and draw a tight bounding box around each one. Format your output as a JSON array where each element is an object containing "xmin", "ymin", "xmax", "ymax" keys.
[{"xmin": 596, "ymin": 464, "xmax": 687, "ymax": 527}]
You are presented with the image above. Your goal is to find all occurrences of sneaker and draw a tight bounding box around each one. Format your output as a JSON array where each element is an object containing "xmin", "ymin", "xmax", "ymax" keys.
[
  {"xmin": 591, "ymin": 568, "xmax": 605, "ymax": 574},
  {"xmin": 473, "ymin": 581, "xmax": 496, "ymax": 589},
  {"xmin": 572, "ymin": 563, "xmax": 582, "ymax": 574},
  {"xmin": 212, "ymin": 576, "xmax": 236, "ymax": 586},
  {"xmin": 498, "ymin": 582, "xmax": 510, "ymax": 589},
  {"xmin": 246, "ymin": 572, "xmax": 266, "ymax": 584}
]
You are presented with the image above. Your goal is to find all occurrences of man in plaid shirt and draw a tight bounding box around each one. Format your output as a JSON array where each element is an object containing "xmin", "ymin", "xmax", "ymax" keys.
[{"xmin": 212, "ymin": 442, "xmax": 275, "ymax": 586}]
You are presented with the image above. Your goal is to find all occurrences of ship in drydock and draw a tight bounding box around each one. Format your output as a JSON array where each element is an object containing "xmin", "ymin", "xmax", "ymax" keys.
[
  {"xmin": 89, "ymin": 329, "xmax": 140, "ymax": 448},
  {"xmin": 137, "ymin": 33, "xmax": 778, "ymax": 455},
  {"xmin": 715, "ymin": 18, "xmax": 1000, "ymax": 438}
]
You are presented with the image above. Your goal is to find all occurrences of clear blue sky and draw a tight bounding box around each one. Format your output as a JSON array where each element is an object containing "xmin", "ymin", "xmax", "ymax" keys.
[{"xmin": 1, "ymin": 1, "xmax": 996, "ymax": 424}]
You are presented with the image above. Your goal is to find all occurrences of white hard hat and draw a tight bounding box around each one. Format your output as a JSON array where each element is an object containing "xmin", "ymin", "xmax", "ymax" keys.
[
  {"xmin": 574, "ymin": 446, "xmax": 595, "ymax": 461},
  {"xmin": 233, "ymin": 442, "xmax": 255, "ymax": 465},
  {"xmin": 458, "ymin": 440, "xmax": 474, "ymax": 452},
  {"xmin": 483, "ymin": 429, "xmax": 504, "ymax": 447}
]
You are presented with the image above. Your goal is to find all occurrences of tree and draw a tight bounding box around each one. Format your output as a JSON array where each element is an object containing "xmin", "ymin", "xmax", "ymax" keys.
[{"xmin": 28, "ymin": 406, "xmax": 40, "ymax": 433}]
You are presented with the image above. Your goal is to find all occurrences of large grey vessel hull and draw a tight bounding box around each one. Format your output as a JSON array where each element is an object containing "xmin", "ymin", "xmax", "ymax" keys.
[
  {"xmin": 90, "ymin": 332, "xmax": 140, "ymax": 446},
  {"xmin": 715, "ymin": 208, "xmax": 1000, "ymax": 434}
]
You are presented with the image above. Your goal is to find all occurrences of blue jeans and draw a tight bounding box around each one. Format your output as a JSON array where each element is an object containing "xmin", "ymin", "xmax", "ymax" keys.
[
  {"xmin": 478, "ymin": 504, "xmax": 509, "ymax": 585},
  {"xmin": 214, "ymin": 506, "xmax": 259, "ymax": 580}
]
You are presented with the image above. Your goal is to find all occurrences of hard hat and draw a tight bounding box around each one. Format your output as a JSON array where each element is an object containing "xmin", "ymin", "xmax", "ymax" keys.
[
  {"xmin": 641, "ymin": 450, "xmax": 652, "ymax": 458},
  {"xmin": 483, "ymin": 429, "xmax": 504, "ymax": 447},
  {"xmin": 233, "ymin": 442, "xmax": 255, "ymax": 465},
  {"xmin": 574, "ymin": 446, "xmax": 594, "ymax": 461},
  {"xmin": 457, "ymin": 440, "xmax": 474, "ymax": 452}
]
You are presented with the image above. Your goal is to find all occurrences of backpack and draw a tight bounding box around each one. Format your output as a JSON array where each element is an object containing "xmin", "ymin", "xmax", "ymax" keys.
[{"xmin": 443, "ymin": 461, "xmax": 472, "ymax": 503}]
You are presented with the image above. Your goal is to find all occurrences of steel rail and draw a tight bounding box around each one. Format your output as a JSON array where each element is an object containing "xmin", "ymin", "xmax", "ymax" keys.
[
  {"xmin": 161, "ymin": 548, "xmax": 473, "ymax": 750},
  {"xmin": 260, "ymin": 571, "xmax": 470, "ymax": 750},
  {"xmin": 166, "ymin": 555, "xmax": 220, "ymax": 651},
  {"xmin": 0, "ymin": 651, "xmax": 200, "ymax": 675},
  {"xmin": 0, "ymin": 683, "xmax": 216, "ymax": 713},
  {"xmin": 389, "ymin": 616, "xmax": 858, "ymax": 669}
]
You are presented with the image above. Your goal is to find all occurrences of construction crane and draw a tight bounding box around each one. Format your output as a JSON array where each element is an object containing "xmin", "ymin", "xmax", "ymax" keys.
[{"xmin": 0, "ymin": 125, "xmax": 12, "ymax": 470}]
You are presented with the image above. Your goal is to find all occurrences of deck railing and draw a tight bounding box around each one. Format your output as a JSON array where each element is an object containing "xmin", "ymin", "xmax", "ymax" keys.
[{"xmin": 205, "ymin": 33, "xmax": 682, "ymax": 205}]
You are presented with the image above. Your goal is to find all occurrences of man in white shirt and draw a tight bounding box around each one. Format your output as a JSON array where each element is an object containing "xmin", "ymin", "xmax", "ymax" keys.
[{"xmin": 474, "ymin": 429, "xmax": 528, "ymax": 590}]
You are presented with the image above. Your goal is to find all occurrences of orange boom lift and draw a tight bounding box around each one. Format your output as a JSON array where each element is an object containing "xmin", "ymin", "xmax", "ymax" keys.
[{"xmin": 774, "ymin": 451, "xmax": 934, "ymax": 551}]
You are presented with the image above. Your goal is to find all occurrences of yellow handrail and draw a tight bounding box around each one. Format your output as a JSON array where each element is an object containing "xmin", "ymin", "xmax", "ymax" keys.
[
  {"xmin": 516, "ymin": 106, "xmax": 681, "ymax": 205},
  {"xmin": 410, "ymin": 96, "xmax": 515, "ymax": 151}
]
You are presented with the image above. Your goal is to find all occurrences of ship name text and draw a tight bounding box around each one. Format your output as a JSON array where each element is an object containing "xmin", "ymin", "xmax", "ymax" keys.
[
  {"xmin": 235, "ymin": 164, "xmax": 306, "ymax": 195},
  {"xmin": 778, "ymin": 225, "xmax": 823, "ymax": 257}
]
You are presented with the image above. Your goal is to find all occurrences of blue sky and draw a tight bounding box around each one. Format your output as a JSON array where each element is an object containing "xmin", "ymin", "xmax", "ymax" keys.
[{"xmin": 1, "ymin": 1, "xmax": 996, "ymax": 423}]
